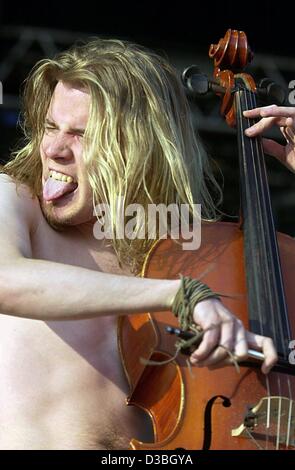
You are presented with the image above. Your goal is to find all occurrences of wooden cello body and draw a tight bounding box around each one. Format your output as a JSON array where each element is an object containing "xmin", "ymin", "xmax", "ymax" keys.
[{"xmin": 118, "ymin": 30, "xmax": 295, "ymax": 450}]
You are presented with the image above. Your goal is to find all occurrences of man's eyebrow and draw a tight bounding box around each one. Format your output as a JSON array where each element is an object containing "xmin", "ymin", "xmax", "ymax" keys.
[
  {"xmin": 44, "ymin": 118, "xmax": 85, "ymax": 134},
  {"xmin": 44, "ymin": 118, "xmax": 56, "ymax": 126}
]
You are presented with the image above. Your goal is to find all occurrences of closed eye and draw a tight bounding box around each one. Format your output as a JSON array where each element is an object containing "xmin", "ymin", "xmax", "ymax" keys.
[
  {"xmin": 74, "ymin": 131, "xmax": 85, "ymax": 138},
  {"xmin": 44, "ymin": 126, "xmax": 58, "ymax": 135},
  {"xmin": 44, "ymin": 119, "xmax": 58, "ymax": 132},
  {"xmin": 44, "ymin": 119, "xmax": 85, "ymax": 137}
]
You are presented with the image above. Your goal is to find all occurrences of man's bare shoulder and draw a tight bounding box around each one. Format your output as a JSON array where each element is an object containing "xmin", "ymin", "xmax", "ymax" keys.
[
  {"xmin": 0, "ymin": 173, "xmax": 34, "ymax": 192},
  {"xmin": 0, "ymin": 174, "xmax": 41, "ymax": 258},
  {"xmin": 0, "ymin": 173, "xmax": 39, "ymax": 209}
]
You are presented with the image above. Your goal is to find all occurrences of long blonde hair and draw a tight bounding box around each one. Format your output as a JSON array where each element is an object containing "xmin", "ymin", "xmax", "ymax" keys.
[{"xmin": 3, "ymin": 38, "xmax": 221, "ymax": 272}]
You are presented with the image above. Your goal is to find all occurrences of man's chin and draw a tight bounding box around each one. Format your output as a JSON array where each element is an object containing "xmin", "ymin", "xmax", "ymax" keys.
[
  {"xmin": 39, "ymin": 197, "xmax": 94, "ymax": 230},
  {"xmin": 40, "ymin": 199, "xmax": 76, "ymax": 230}
]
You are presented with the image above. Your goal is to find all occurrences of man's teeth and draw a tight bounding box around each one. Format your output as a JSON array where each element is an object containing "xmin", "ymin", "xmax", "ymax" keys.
[{"xmin": 49, "ymin": 170, "xmax": 74, "ymax": 183}]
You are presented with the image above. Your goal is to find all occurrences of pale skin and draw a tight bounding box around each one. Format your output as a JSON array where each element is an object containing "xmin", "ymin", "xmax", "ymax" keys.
[
  {"xmin": 244, "ymin": 104, "xmax": 295, "ymax": 172},
  {"xmin": 0, "ymin": 82, "xmax": 278, "ymax": 449}
]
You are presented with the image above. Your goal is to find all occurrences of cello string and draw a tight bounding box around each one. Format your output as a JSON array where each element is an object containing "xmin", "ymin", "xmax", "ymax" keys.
[
  {"xmin": 276, "ymin": 394, "xmax": 282, "ymax": 450},
  {"xmin": 247, "ymin": 89, "xmax": 270, "ymax": 337},
  {"xmin": 265, "ymin": 376, "xmax": 271, "ymax": 429},
  {"xmin": 246, "ymin": 89, "xmax": 290, "ymax": 364},
  {"xmin": 251, "ymin": 86, "xmax": 291, "ymax": 356},
  {"xmin": 239, "ymin": 88, "xmax": 281, "ymax": 449},
  {"xmin": 266, "ymin": 377, "xmax": 271, "ymax": 449},
  {"xmin": 235, "ymin": 90, "xmax": 264, "ymax": 334},
  {"xmin": 237, "ymin": 88, "xmax": 274, "ymax": 449},
  {"xmin": 252, "ymin": 93, "xmax": 282, "ymax": 348},
  {"xmin": 247, "ymin": 88, "xmax": 283, "ymax": 350},
  {"xmin": 285, "ymin": 380, "xmax": 293, "ymax": 449},
  {"xmin": 247, "ymin": 89, "xmax": 285, "ymax": 449},
  {"xmin": 244, "ymin": 427, "xmax": 264, "ymax": 450},
  {"xmin": 286, "ymin": 398, "xmax": 293, "ymax": 448},
  {"xmin": 240, "ymin": 89, "xmax": 271, "ymax": 338},
  {"xmin": 265, "ymin": 376, "xmax": 271, "ymax": 449},
  {"xmin": 238, "ymin": 88, "xmax": 276, "ymax": 347}
]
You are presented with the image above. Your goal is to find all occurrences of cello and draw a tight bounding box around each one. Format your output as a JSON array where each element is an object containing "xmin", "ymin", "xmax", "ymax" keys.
[{"xmin": 118, "ymin": 29, "xmax": 295, "ymax": 450}]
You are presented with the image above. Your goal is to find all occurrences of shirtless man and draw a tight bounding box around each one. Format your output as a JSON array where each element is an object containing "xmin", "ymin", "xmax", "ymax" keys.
[{"xmin": 0, "ymin": 39, "xmax": 282, "ymax": 450}]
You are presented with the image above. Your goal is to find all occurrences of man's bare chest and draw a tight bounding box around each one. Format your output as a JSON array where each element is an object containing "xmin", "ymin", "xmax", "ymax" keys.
[{"xmin": 30, "ymin": 213, "xmax": 129, "ymax": 275}]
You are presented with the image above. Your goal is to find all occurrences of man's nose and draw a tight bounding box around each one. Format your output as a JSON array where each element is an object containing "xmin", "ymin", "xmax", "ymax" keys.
[{"xmin": 45, "ymin": 133, "xmax": 73, "ymax": 159}]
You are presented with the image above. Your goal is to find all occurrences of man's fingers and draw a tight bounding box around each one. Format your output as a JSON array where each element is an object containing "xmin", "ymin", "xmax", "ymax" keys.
[
  {"xmin": 190, "ymin": 326, "xmax": 277, "ymax": 374},
  {"xmin": 189, "ymin": 326, "xmax": 219, "ymax": 363},
  {"xmin": 245, "ymin": 116, "xmax": 291, "ymax": 136},
  {"xmin": 244, "ymin": 116, "xmax": 276, "ymax": 136},
  {"xmin": 244, "ymin": 105, "xmax": 295, "ymax": 120},
  {"xmin": 244, "ymin": 105, "xmax": 295, "ymax": 142},
  {"xmin": 190, "ymin": 298, "xmax": 278, "ymax": 374},
  {"xmin": 190, "ymin": 318, "xmax": 235, "ymax": 367},
  {"xmin": 193, "ymin": 345, "xmax": 230, "ymax": 367},
  {"xmin": 194, "ymin": 320, "xmax": 247, "ymax": 368},
  {"xmin": 233, "ymin": 319, "xmax": 248, "ymax": 359},
  {"xmin": 284, "ymin": 124, "xmax": 295, "ymax": 143},
  {"xmin": 246, "ymin": 331, "xmax": 278, "ymax": 374},
  {"xmin": 244, "ymin": 105, "xmax": 295, "ymax": 139}
]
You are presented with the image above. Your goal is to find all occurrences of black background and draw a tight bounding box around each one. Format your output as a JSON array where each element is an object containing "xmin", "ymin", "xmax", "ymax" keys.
[{"xmin": 0, "ymin": 1, "xmax": 292, "ymax": 54}]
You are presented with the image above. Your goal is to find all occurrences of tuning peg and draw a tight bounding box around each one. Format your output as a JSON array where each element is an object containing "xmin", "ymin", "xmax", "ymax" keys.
[
  {"xmin": 181, "ymin": 65, "xmax": 225, "ymax": 96},
  {"xmin": 182, "ymin": 65, "xmax": 209, "ymax": 95},
  {"xmin": 257, "ymin": 78, "xmax": 286, "ymax": 105}
]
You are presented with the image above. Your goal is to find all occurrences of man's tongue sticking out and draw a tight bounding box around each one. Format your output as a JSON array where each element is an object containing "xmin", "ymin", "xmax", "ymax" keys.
[{"xmin": 43, "ymin": 177, "xmax": 77, "ymax": 202}]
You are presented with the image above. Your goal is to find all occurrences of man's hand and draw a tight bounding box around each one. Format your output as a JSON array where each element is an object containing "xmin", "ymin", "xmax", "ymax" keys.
[
  {"xmin": 243, "ymin": 105, "xmax": 295, "ymax": 172},
  {"xmin": 190, "ymin": 298, "xmax": 278, "ymax": 374}
]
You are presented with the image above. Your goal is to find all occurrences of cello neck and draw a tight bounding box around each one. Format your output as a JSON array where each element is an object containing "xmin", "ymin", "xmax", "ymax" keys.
[{"xmin": 235, "ymin": 87, "xmax": 291, "ymax": 358}]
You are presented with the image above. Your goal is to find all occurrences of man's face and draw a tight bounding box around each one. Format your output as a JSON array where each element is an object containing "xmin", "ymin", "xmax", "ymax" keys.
[{"xmin": 40, "ymin": 80, "xmax": 93, "ymax": 228}]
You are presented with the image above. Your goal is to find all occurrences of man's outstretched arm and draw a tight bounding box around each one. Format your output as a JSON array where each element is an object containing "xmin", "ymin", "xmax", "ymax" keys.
[
  {"xmin": 0, "ymin": 175, "xmax": 179, "ymax": 320},
  {"xmin": 0, "ymin": 175, "xmax": 277, "ymax": 372}
]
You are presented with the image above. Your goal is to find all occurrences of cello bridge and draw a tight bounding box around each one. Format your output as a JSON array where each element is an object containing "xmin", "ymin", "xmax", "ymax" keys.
[{"xmin": 231, "ymin": 396, "xmax": 295, "ymax": 449}]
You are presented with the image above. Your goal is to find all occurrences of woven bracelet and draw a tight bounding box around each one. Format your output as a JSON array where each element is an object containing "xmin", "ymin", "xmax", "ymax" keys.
[{"xmin": 171, "ymin": 274, "xmax": 220, "ymax": 332}]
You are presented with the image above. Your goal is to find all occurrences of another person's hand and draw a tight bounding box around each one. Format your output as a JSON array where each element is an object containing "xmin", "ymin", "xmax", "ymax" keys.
[
  {"xmin": 191, "ymin": 298, "xmax": 278, "ymax": 374},
  {"xmin": 243, "ymin": 105, "xmax": 295, "ymax": 172}
]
